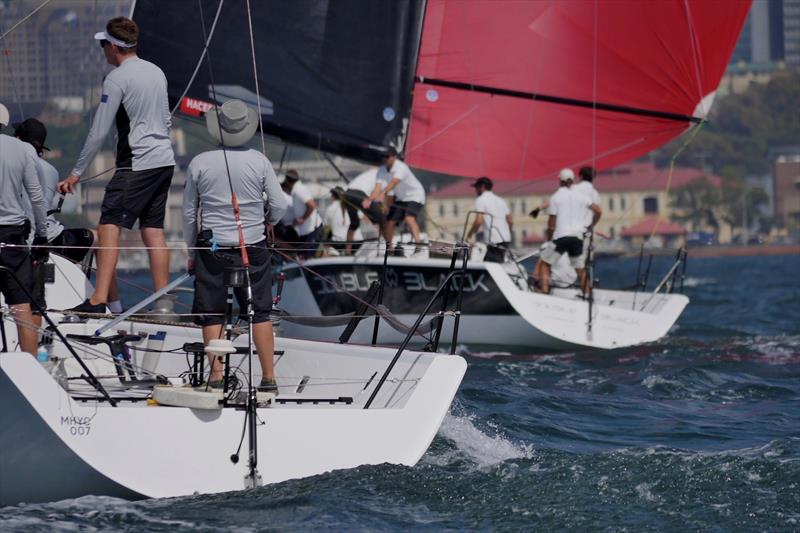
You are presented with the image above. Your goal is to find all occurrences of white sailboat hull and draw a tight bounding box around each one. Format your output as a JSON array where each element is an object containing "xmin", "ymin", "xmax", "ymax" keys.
[
  {"xmin": 278, "ymin": 256, "xmax": 688, "ymax": 352},
  {"xmin": 0, "ymin": 338, "xmax": 465, "ymax": 505}
]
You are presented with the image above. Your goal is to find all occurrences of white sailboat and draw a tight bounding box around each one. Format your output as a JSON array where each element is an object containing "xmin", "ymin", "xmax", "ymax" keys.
[
  {"xmin": 277, "ymin": 242, "xmax": 689, "ymax": 352},
  {"xmin": 0, "ymin": 255, "xmax": 466, "ymax": 505}
]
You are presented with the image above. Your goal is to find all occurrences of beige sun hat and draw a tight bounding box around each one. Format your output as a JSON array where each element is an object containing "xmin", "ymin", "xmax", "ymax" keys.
[
  {"xmin": 205, "ymin": 99, "xmax": 258, "ymax": 148},
  {"xmin": 0, "ymin": 103, "xmax": 9, "ymax": 128}
]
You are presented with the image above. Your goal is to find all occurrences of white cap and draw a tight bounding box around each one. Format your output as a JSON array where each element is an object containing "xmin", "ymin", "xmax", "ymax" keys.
[
  {"xmin": 558, "ymin": 168, "xmax": 575, "ymax": 182},
  {"xmin": 0, "ymin": 103, "xmax": 9, "ymax": 127},
  {"xmin": 94, "ymin": 31, "xmax": 137, "ymax": 48}
]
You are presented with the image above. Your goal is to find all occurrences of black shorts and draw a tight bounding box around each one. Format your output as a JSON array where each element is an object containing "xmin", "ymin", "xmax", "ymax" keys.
[
  {"xmin": 297, "ymin": 225, "xmax": 324, "ymax": 257},
  {"xmin": 192, "ymin": 242, "xmax": 272, "ymax": 327},
  {"xmin": 343, "ymin": 189, "xmax": 384, "ymax": 229},
  {"xmin": 273, "ymin": 223, "xmax": 299, "ymax": 243},
  {"xmin": 387, "ymin": 201, "xmax": 423, "ymax": 223},
  {"xmin": 0, "ymin": 226, "xmax": 33, "ymax": 305},
  {"xmin": 49, "ymin": 229, "xmax": 94, "ymax": 263},
  {"xmin": 554, "ymin": 236, "xmax": 583, "ymax": 257},
  {"xmin": 99, "ymin": 166, "xmax": 174, "ymax": 229}
]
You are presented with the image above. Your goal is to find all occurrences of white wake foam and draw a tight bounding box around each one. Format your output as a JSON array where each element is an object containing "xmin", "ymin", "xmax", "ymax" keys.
[
  {"xmin": 682, "ymin": 276, "xmax": 716, "ymax": 287},
  {"xmin": 434, "ymin": 410, "xmax": 534, "ymax": 468}
]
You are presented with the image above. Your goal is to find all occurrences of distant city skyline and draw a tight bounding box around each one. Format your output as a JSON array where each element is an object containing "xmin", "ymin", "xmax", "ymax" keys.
[
  {"xmin": 0, "ymin": 0, "xmax": 130, "ymax": 116},
  {"xmin": 730, "ymin": 0, "xmax": 800, "ymax": 66}
]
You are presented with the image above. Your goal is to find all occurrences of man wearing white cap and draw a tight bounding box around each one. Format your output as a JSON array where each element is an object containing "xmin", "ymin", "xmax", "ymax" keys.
[
  {"xmin": 539, "ymin": 168, "xmax": 600, "ymax": 295},
  {"xmin": 58, "ymin": 16, "xmax": 175, "ymax": 314},
  {"xmin": 0, "ymin": 102, "xmax": 49, "ymax": 356},
  {"xmin": 183, "ymin": 99, "xmax": 287, "ymax": 393}
]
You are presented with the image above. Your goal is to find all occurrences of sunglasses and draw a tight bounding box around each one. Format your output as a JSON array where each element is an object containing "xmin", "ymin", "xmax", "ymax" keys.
[{"xmin": 99, "ymin": 39, "xmax": 110, "ymax": 48}]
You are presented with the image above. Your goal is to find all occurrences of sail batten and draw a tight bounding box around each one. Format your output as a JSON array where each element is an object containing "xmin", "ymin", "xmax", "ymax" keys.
[{"xmin": 415, "ymin": 77, "xmax": 704, "ymax": 124}]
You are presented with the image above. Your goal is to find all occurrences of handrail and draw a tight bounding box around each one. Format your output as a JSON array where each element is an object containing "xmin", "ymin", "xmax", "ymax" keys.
[
  {"xmin": 0, "ymin": 265, "xmax": 117, "ymax": 406},
  {"xmin": 94, "ymin": 273, "xmax": 193, "ymax": 336},
  {"xmin": 364, "ymin": 268, "xmax": 464, "ymax": 409},
  {"xmin": 638, "ymin": 250, "xmax": 686, "ymax": 311}
]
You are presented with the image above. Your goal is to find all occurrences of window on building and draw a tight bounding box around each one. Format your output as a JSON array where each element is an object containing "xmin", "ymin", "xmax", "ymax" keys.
[
  {"xmin": 452, "ymin": 203, "xmax": 459, "ymax": 217},
  {"xmin": 520, "ymin": 200, "xmax": 527, "ymax": 214},
  {"xmin": 438, "ymin": 204, "xmax": 445, "ymax": 217},
  {"xmin": 610, "ymin": 226, "xmax": 616, "ymax": 239},
  {"xmin": 643, "ymin": 196, "xmax": 658, "ymax": 214},
  {"xmin": 608, "ymin": 197, "xmax": 614, "ymax": 212},
  {"xmin": 620, "ymin": 196, "xmax": 626, "ymax": 210}
]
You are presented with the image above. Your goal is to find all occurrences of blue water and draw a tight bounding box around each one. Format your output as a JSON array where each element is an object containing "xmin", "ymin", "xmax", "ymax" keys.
[{"xmin": 2, "ymin": 254, "xmax": 799, "ymax": 531}]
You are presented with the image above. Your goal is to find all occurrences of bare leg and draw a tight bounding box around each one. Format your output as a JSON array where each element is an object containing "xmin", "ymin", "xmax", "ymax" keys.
[
  {"xmin": 531, "ymin": 259, "xmax": 544, "ymax": 292},
  {"xmin": 141, "ymin": 227, "xmax": 169, "ymax": 291},
  {"xmin": 405, "ymin": 215, "xmax": 421, "ymax": 244},
  {"xmin": 345, "ymin": 228, "xmax": 355, "ymax": 255},
  {"xmin": 90, "ymin": 223, "xmax": 121, "ymax": 305},
  {"xmin": 384, "ymin": 220, "xmax": 396, "ymax": 248},
  {"xmin": 13, "ymin": 303, "xmax": 38, "ymax": 355},
  {"xmin": 203, "ymin": 323, "xmax": 225, "ymax": 382},
  {"xmin": 253, "ymin": 320, "xmax": 275, "ymax": 381},
  {"xmin": 540, "ymin": 262, "xmax": 552, "ymax": 294},
  {"xmin": 576, "ymin": 267, "xmax": 589, "ymax": 296}
]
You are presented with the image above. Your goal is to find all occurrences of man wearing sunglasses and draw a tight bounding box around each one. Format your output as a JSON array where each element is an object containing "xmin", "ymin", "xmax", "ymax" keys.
[{"xmin": 58, "ymin": 16, "xmax": 175, "ymax": 315}]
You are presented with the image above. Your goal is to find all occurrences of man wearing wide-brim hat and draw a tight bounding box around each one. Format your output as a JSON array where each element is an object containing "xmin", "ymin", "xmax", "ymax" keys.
[{"xmin": 183, "ymin": 99, "xmax": 287, "ymax": 392}]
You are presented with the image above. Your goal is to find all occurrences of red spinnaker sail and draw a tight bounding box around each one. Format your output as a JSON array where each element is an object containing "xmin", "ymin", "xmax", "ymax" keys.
[{"xmin": 406, "ymin": 0, "xmax": 751, "ymax": 180}]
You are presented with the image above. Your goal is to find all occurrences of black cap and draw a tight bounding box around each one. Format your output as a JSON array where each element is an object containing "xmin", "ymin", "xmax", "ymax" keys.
[
  {"xmin": 471, "ymin": 176, "xmax": 493, "ymax": 189},
  {"xmin": 13, "ymin": 118, "xmax": 49, "ymax": 151},
  {"xmin": 284, "ymin": 169, "xmax": 300, "ymax": 181},
  {"xmin": 382, "ymin": 146, "xmax": 398, "ymax": 158}
]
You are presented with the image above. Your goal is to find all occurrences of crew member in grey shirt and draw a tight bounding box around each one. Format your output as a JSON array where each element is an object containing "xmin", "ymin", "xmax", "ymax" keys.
[
  {"xmin": 14, "ymin": 118, "xmax": 98, "ymax": 335},
  {"xmin": 0, "ymin": 106, "xmax": 49, "ymax": 356},
  {"xmin": 58, "ymin": 16, "xmax": 175, "ymax": 314},
  {"xmin": 183, "ymin": 99, "xmax": 287, "ymax": 393}
]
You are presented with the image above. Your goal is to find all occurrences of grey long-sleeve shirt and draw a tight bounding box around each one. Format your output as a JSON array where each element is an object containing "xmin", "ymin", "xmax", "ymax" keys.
[
  {"xmin": 183, "ymin": 148, "xmax": 287, "ymax": 258},
  {"xmin": 72, "ymin": 57, "xmax": 175, "ymax": 177},
  {"xmin": 0, "ymin": 134, "xmax": 48, "ymax": 236}
]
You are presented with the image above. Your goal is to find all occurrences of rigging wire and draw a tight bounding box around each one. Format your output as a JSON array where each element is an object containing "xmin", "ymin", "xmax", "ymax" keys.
[
  {"xmin": 169, "ymin": 0, "xmax": 225, "ymax": 117},
  {"xmin": 0, "ymin": 0, "xmax": 54, "ymax": 44},
  {"xmin": 245, "ymin": 0, "xmax": 267, "ymax": 157}
]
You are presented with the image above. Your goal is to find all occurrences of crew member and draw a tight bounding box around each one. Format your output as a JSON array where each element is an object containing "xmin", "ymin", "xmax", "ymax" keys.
[
  {"xmin": 540, "ymin": 168, "xmax": 600, "ymax": 295},
  {"xmin": 342, "ymin": 168, "xmax": 383, "ymax": 255},
  {"xmin": 14, "ymin": 118, "xmax": 97, "ymax": 327},
  {"xmin": 466, "ymin": 176, "xmax": 513, "ymax": 260},
  {"xmin": 323, "ymin": 186, "xmax": 363, "ymax": 253},
  {"xmin": 282, "ymin": 169, "xmax": 323, "ymax": 258},
  {"xmin": 15, "ymin": 119, "xmax": 96, "ymax": 266},
  {"xmin": 58, "ymin": 17, "xmax": 175, "ymax": 314},
  {"xmin": 572, "ymin": 166, "xmax": 602, "ymax": 294},
  {"xmin": 369, "ymin": 147, "xmax": 426, "ymax": 256},
  {"xmin": 0, "ymin": 103, "xmax": 49, "ymax": 355},
  {"xmin": 183, "ymin": 99, "xmax": 287, "ymax": 392}
]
